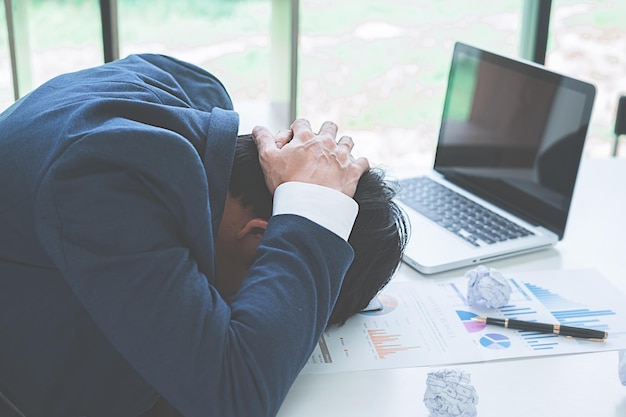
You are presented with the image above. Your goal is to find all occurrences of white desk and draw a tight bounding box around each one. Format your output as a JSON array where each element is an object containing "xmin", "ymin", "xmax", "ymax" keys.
[{"xmin": 277, "ymin": 158, "xmax": 626, "ymax": 417}]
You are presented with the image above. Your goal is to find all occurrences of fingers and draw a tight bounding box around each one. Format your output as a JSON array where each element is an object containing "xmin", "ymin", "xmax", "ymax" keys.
[
  {"xmin": 337, "ymin": 135, "xmax": 354, "ymax": 150},
  {"xmin": 317, "ymin": 120, "xmax": 339, "ymax": 139},
  {"xmin": 253, "ymin": 119, "xmax": 370, "ymax": 197},
  {"xmin": 256, "ymin": 121, "xmax": 360, "ymax": 157},
  {"xmin": 252, "ymin": 125, "xmax": 276, "ymax": 153},
  {"xmin": 291, "ymin": 119, "xmax": 339, "ymax": 143},
  {"xmin": 253, "ymin": 125, "xmax": 294, "ymax": 151},
  {"xmin": 274, "ymin": 129, "xmax": 293, "ymax": 149},
  {"xmin": 290, "ymin": 119, "xmax": 313, "ymax": 141},
  {"xmin": 354, "ymin": 156, "xmax": 371, "ymax": 175}
]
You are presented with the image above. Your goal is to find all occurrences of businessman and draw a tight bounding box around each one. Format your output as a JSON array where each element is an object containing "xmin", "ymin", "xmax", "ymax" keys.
[{"xmin": 0, "ymin": 54, "xmax": 407, "ymax": 417}]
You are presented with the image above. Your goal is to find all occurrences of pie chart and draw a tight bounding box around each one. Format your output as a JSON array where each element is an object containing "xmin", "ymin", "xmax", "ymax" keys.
[
  {"xmin": 456, "ymin": 310, "xmax": 486, "ymax": 333},
  {"xmin": 479, "ymin": 333, "xmax": 511, "ymax": 349}
]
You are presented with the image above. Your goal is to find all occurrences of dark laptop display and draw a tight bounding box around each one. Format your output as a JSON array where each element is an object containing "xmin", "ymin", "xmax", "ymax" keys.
[
  {"xmin": 396, "ymin": 42, "xmax": 596, "ymax": 274},
  {"xmin": 434, "ymin": 43, "xmax": 596, "ymax": 239}
]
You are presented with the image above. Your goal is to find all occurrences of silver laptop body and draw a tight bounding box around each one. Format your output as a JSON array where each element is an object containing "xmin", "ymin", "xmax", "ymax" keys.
[{"xmin": 396, "ymin": 42, "xmax": 596, "ymax": 274}]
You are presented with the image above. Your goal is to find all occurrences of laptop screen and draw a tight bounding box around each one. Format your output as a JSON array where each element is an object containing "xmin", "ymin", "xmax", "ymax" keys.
[{"xmin": 434, "ymin": 42, "xmax": 596, "ymax": 239}]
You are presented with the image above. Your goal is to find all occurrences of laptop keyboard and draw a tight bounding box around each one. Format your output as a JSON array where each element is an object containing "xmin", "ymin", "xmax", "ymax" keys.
[{"xmin": 397, "ymin": 176, "xmax": 534, "ymax": 247}]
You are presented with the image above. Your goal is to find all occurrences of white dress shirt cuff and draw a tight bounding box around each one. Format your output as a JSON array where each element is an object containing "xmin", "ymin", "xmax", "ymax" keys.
[{"xmin": 273, "ymin": 182, "xmax": 359, "ymax": 241}]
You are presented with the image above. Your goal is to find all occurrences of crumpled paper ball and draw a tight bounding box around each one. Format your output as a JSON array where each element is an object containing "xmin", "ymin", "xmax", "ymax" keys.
[
  {"xmin": 423, "ymin": 369, "xmax": 479, "ymax": 417},
  {"xmin": 465, "ymin": 265, "xmax": 511, "ymax": 309},
  {"xmin": 617, "ymin": 350, "xmax": 626, "ymax": 387}
]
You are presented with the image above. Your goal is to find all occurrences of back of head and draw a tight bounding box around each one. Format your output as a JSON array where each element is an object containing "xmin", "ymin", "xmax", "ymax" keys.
[
  {"xmin": 232, "ymin": 134, "xmax": 409, "ymax": 326},
  {"xmin": 327, "ymin": 169, "xmax": 408, "ymax": 325},
  {"xmin": 230, "ymin": 134, "xmax": 273, "ymax": 220}
]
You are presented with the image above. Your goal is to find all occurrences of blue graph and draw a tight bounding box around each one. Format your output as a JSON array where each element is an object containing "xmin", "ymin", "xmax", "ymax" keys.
[
  {"xmin": 496, "ymin": 297, "xmax": 556, "ymax": 350},
  {"xmin": 524, "ymin": 282, "xmax": 584, "ymax": 310},
  {"xmin": 497, "ymin": 280, "xmax": 539, "ymax": 320},
  {"xmin": 488, "ymin": 279, "xmax": 619, "ymax": 351},
  {"xmin": 508, "ymin": 279, "xmax": 533, "ymax": 301},
  {"xmin": 479, "ymin": 333, "xmax": 511, "ymax": 350},
  {"xmin": 524, "ymin": 281, "xmax": 616, "ymax": 332},
  {"xmin": 517, "ymin": 331, "xmax": 560, "ymax": 350},
  {"xmin": 499, "ymin": 305, "xmax": 537, "ymax": 317},
  {"xmin": 448, "ymin": 277, "xmax": 619, "ymax": 351}
]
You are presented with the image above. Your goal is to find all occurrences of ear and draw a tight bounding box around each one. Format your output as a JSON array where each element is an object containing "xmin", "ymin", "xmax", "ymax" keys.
[
  {"xmin": 234, "ymin": 217, "xmax": 268, "ymax": 261},
  {"xmin": 235, "ymin": 218, "xmax": 268, "ymax": 241}
]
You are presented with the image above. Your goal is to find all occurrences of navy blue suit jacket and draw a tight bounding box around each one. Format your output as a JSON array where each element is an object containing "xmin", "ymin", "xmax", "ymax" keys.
[{"xmin": 0, "ymin": 54, "xmax": 353, "ymax": 417}]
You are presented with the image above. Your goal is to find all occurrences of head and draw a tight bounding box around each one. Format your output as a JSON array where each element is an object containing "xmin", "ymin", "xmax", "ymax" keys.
[
  {"xmin": 327, "ymin": 166, "xmax": 409, "ymax": 326},
  {"xmin": 216, "ymin": 134, "xmax": 408, "ymax": 325},
  {"xmin": 213, "ymin": 134, "xmax": 272, "ymax": 298}
]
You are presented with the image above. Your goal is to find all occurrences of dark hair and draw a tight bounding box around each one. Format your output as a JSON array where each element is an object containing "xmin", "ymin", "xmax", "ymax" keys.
[
  {"xmin": 229, "ymin": 134, "xmax": 273, "ymax": 220},
  {"xmin": 231, "ymin": 134, "xmax": 409, "ymax": 326},
  {"xmin": 328, "ymin": 168, "xmax": 408, "ymax": 325}
]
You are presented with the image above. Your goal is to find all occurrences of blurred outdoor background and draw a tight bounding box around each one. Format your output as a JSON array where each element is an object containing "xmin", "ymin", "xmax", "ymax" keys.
[{"xmin": 1, "ymin": 0, "xmax": 625, "ymax": 178}]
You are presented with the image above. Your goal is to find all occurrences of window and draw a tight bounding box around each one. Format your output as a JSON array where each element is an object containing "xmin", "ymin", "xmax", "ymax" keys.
[
  {"xmin": 1, "ymin": 0, "xmax": 103, "ymax": 109},
  {"xmin": 299, "ymin": 0, "xmax": 524, "ymax": 177},
  {"xmin": 0, "ymin": 3, "xmax": 13, "ymax": 107},
  {"xmin": 2, "ymin": 1, "xmax": 622, "ymax": 166},
  {"xmin": 547, "ymin": 0, "xmax": 626, "ymax": 157},
  {"xmin": 117, "ymin": 0, "xmax": 278, "ymax": 134}
]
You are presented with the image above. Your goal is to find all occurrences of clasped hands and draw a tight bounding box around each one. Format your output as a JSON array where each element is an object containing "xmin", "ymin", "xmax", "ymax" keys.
[{"xmin": 253, "ymin": 119, "xmax": 370, "ymax": 198}]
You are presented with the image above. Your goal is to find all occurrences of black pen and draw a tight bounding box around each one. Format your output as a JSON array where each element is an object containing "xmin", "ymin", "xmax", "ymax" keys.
[{"xmin": 471, "ymin": 316, "xmax": 608, "ymax": 342}]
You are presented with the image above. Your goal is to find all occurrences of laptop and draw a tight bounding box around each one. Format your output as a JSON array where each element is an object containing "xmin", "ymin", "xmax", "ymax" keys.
[{"xmin": 395, "ymin": 42, "xmax": 596, "ymax": 274}]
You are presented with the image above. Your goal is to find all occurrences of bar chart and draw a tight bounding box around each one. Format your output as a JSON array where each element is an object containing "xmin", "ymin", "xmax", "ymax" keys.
[
  {"xmin": 303, "ymin": 269, "xmax": 626, "ymax": 374},
  {"xmin": 367, "ymin": 328, "xmax": 420, "ymax": 359},
  {"xmin": 524, "ymin": 281, "xmax": 615, "ymax": 332},
  {"xmin": 445, "ymin": 274, "xmax": 621, "ymax": 352}
]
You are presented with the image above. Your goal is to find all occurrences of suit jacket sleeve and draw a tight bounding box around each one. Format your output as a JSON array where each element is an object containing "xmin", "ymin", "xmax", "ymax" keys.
[{"xmin": 34, "ymin": 126, "xmax": 354, "ymax": 417}]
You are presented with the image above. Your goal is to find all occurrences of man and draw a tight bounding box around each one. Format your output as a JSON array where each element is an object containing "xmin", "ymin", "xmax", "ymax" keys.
[
  {"xmin": 224, "ymin": 134, "xmax": 407, "ymax": 326},
  {"xmin": 0, "ymin": 54, "xmax": 407, "ymax": 417}
]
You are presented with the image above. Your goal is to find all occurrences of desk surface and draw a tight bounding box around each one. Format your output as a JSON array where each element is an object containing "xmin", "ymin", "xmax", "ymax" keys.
[{"xmin": 277, "ymin": 157, "xmax": 626, "ymax": 417}]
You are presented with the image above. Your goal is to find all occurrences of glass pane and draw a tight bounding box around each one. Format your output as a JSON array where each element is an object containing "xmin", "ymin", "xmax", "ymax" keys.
[
  {"xmin": 17, "ymin": 0, "xmax": 103, "ymax": 96},
  {"xmin": 0, "ymin": 3, "xmax": 14, "ymax": 110},
  {"xmin": 118, "ymin": 0, "xmax": 273, "ymax": 135},
  {"xmin": 547, "ymin": 0, "xmax": 626, "ymax": 157},
  {"xmin": 299, "ymin": 0, "xmax": 524, "ymax": 177}
]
